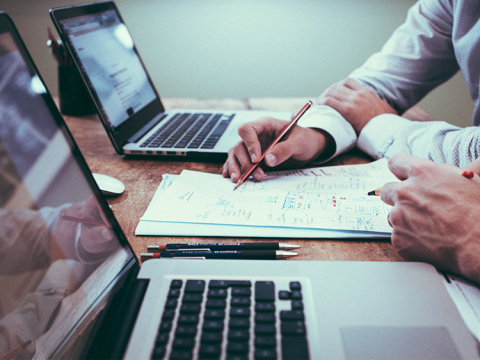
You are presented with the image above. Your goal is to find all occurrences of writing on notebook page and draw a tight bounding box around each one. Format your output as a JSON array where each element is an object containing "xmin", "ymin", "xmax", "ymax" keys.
[
  {"xmin": 143, "ymin": 159, "xmax": 398, "ymax": 233},
  {"xmin": 194, "ymin": 189, "xmax": 388, "ymax": 230}
]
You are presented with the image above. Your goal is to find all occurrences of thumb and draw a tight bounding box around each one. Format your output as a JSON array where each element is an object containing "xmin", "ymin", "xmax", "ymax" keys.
[
  {"xmin": 264, "ymin": 140, "xmax": 295, "ymax": 167},
  {"xmin": 80, "ymin": 225, "xmax": 116, "ymax": 253}
]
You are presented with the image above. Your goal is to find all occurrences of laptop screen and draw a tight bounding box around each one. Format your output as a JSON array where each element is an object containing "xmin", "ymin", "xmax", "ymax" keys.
[
  {"xmin": 0, "ymin": 14, "xmax": 134, "ymax": 359},
  {"xmin": 58, "ymin": 8, "xmax": 157, "ymax": 133}
]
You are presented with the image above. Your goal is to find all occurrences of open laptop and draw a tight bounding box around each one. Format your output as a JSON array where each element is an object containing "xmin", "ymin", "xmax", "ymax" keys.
[
  {"xmin": 49, "ymin": 1, "xmax": 292, "ymax": 161},
  {"xmin": 0, "ymin": 12, "xmax": 478, "ymax": 360}
]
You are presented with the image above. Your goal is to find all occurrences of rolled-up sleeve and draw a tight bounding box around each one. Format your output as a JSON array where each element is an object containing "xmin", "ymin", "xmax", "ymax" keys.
[
  {"xmin": 298, "ymin": 105, "xmax": 357, "ymax": 163},
  {"xmin": 358, "ymin": 114, "xmax": 480, "ymax": 167}
]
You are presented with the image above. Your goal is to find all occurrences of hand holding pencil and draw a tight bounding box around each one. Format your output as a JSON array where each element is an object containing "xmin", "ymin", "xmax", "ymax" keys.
[
  {"xmin": 53, "ymin": 196, "xmax": 118, "ymax": 261},
  {"xmin": 233, "ymin": 101, "xmax": 312, "ymax": 190},
  {"xmin": 223, "ymin": 101, "xmax": 335, "ymax": 186}
]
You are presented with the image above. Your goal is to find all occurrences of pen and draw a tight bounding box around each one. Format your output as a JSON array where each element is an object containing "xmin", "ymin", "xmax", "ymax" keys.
[
  {"xmin": 0, "ymin": 340, "xmax": 31, "ymax": 360},
  {"xmin": 234, "ymin": 101, "xmax": 313, "ymax": 190},
  {"xmin": 141, "ymin": 250, "xmax": 298, "ymax": 260},
  {"xmin": 47, "ymin": 27, "xmax": 64, "ymax": 65},
  {"xmin": 60, "ymin": 214, "xmax": 110, "ymax": 227},
  {"xmin": 459, "ymin": 171, "xmax": 474, "ymax": 179},
  {"xmin": 147, "ymin": 242, "xmax": 300, "ymax": 252},
  {"xmin": 367, "ymin": 170, "xmax": 476, "ymax": 196}
]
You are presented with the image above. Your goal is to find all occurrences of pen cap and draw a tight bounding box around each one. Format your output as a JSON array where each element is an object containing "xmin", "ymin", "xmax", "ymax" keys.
[
  {"xmin": 147, "ymin": 244, "xmax": 166, "ymax": 251},
  {"xmin": 140, "ymin": 252, "xmax": 160, "ymax": 260}
]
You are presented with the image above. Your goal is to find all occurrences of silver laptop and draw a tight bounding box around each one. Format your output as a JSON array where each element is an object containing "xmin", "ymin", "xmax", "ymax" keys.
[
  {"xmin": 0, "ymin": 12, "xmax": 478, "ymax": 359},
  {"xmin": 49, "ymin": 1, "xmax": 291, "ymax": 161}
]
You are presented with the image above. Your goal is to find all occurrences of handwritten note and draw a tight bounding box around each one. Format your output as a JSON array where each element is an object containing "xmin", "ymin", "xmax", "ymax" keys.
[{"xmin": 141, "ymin": 159, "xmax": 397, "ymax": 233}]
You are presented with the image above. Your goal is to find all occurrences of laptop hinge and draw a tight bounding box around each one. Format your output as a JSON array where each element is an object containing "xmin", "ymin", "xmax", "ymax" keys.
[
  {"xmin": 82, "ymin": 263, "xmax": 149, "ymax": 359},
  {"xmin": 128, "ymin": 113, "xmax": 167, "ymax": 144}
]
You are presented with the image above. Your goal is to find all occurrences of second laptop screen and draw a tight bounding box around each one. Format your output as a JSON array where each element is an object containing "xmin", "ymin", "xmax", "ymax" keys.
[{"xmin": 59, "ymin": 9, "xmax": 157, "ymax": 130}]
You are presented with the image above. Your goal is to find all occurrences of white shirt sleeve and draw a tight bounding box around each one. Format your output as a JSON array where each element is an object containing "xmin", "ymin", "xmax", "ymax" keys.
[
  {"xmin": 299, "ymin": 0, "xmax": 480, "ymax": 166},
  {"xmin": 297, "ymin": 105, "xmax": 357, "ymax": 163},
  {"xmin": 358, "ymin": 114, "xmax": 480, "ymax": 167}
]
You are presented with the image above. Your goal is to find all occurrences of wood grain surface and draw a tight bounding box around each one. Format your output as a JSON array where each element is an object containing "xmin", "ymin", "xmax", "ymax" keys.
[{"xmin": 62, "ymin": 98, "xmax": 402, "ymax": 264}]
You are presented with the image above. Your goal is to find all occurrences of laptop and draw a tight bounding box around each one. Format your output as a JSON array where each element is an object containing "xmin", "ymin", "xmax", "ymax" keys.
[
  {"xmin": 0, "ymin": 12, "xmax": 478, "ymax": 360},
  {"xmin": 49, "ymin": 1, "xmax": 292, "ymax": 161}
]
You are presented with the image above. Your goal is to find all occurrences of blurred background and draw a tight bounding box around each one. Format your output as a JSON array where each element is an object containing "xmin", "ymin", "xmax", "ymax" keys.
[{"xmin": 1, "ymin": 0, "xmax": 474, "ymax": 127}]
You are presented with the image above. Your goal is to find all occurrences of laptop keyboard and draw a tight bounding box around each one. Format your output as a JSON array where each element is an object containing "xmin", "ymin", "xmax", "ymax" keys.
[
  {"xmin": 151, "ymin": 279, "xmax": 310, "ymax": 360},
  {"xmin": 140, "ymin": 113, "xmax": 235, "ymax": 150}
]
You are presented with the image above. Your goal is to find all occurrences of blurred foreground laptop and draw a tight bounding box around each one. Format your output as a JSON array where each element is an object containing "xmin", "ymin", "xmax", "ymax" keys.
[
  {"xmin": 49, "ymin": 1, "xmax": 292, "ymax": 161},
  {"xmin": 0, "ymin": 13, "xmax": 478, "ymax": 360}
]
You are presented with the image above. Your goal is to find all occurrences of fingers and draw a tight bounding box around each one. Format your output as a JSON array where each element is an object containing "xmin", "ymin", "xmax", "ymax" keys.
[
  {"xmin": 223, "ymin": 118, "xmax": 291, "ymax": 182},
  {"xmin": 381, "ymin": 154, "xmax": 429, "ymax": 205},
  {"xmin": 317, "ymin": 78, "xmax": 363, "ymax": 104},
  {"xmin": 265, "ymin": 127, "xmax": 328, "ymax": 167},
  {"xmin": 238, "ymin": 120, "xmax": 268, "ymax": 163},
  {"xmin": 317, "ymin": 95, "xmax": 347, "ymax": 115},
  {"xmin": 387, "ymin": 153, "xmax": 433, "ymax": 181},
  {"xmin": 387, "ymin": 153, "xmax": 413, "ymax": 180},
  {"xmin": 267, "ymin": 141, "xmax": 291, "ymax": 166},
  {"xmin": 462, "ymin": 157, "xmax": 480, "ymax": 175},
  {"xmin": 379, "ymin": 181, "xmax": 399, "ymax": 206},
  {"xmin": 81, "ymin": 226, "xmax": 118, "ymax": 253},
  {"xmin": 224, "ymin": 118, "xmax": 328, "ymax": 182},
  {"xmin": 342, "ymin": 78, "xmax": 363, "ymax": 90},
  {"xmin": 223, "ymin": 140, "xmax": 264, "ymax": 183},
  {"xmin": 317, "ymin": 81, "xmax": 352, "ymax": 110}
]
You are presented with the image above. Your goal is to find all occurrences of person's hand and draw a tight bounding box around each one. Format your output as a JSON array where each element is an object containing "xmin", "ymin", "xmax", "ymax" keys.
[
  {"xmin": 53, "ymin": 196, "xmax": 118, "ymax": 262},
  {"xmin": 461, "ymin": 156, "xmax": 480, "ymax": 175},
  {"xmin": 77, "ymin": 196, "xmax": 118, "ymax": 256},
  {"xmin": 380, "ymin": 153, "xmax": 480, "ymax": 283},
  {"xmin": 223, "ymin": 117, "xmax": 334, "ymax": 183},
  {"xmin": 317, "ymin": 78, "xmax": 397, "ymax": 134}
]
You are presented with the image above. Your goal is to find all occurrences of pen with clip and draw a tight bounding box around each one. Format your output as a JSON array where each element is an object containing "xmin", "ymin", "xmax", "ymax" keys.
[
  {"xmin": 234, "ymin": 101, "xmax": 313, "ymax": 190},
  {"xmin": 147, "ymin": 242, "xmax": 300, "ymax": 252},
  {"xmin": 141, "ymin": 250, "xmax": 298, "ymax": 260}
]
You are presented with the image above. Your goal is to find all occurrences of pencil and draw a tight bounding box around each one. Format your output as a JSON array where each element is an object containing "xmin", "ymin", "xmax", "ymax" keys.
[
  {"xmin": 367, "ymin": 188, "xmax": 381, "ymax": 196},
  {"xmin": 60, "ymin": 214, "xmax": 110, "ymax": 227},
  {"xmin": 367, "ymin": 170, "xmax": 476, "ymax": 196},
  {"xmin": 234, "ymin": 101, "xmax": 313, "ymax": 190},
  {"xmin": 0, "ymin": 340, "xmax": 31, "ymax": 360}
]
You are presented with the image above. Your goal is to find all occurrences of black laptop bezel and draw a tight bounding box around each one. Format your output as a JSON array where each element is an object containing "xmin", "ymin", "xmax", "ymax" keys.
[
  {"xmin": 0, "ymin": 11, "xmax": 132, "ymax": 253},
  {"xmin": 0, "ymin": 11, "xmax": 142, "ymax": 358},
  {"xmin": 49, "ymin": 0, "xmax": 166, "ymax": 155}
]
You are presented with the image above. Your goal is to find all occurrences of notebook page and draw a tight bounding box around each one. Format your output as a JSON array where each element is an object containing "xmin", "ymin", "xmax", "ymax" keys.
[{"xmin": 141, "ymin": 160, "xmax": 397, "ymax": 233}]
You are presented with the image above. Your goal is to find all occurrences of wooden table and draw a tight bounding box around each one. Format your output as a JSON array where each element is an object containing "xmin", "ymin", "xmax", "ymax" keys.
[{"xmin": 62, "ymin": 98, "xmax": 402, "ymax": 263}]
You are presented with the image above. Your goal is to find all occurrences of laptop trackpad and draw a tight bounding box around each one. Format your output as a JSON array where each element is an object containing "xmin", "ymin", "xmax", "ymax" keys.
[{"xmin": 341, "ymin": 326, "xmax": 460, "ymax": 359}]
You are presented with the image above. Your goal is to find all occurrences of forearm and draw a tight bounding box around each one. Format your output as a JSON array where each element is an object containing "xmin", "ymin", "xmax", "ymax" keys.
[
  {"xmin": 358, "ymin": 114, "xmax": 480, "ymax": 167},
  {"xmin": 349, "ymin": 0, "xmax": 458, "ymax": 114}
]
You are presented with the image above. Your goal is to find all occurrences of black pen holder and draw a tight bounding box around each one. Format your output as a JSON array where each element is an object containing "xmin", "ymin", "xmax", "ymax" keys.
[{"xmin": 58, "ymin": 65, "xmax": 96, "ymax": 116}]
